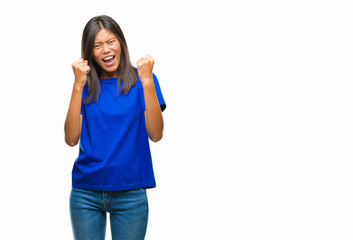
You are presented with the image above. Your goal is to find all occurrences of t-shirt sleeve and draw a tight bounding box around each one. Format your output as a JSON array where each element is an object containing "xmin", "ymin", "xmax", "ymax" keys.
[
  {"xmin": 152, "ymin": 73, "xmax": 166, "ymax": 112},
  {"xmin": 140, "ymin": 73, "xmax": 166, "ymax": 112}
]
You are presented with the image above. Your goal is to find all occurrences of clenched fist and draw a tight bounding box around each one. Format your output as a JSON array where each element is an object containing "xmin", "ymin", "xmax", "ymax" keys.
[
  {"xmin": 137, "ymin": 55, "xmax": 154, "ymax": 86},
  {"xmin": 72, "ymin": 59, "xmax": 91, "ymax": 87}
]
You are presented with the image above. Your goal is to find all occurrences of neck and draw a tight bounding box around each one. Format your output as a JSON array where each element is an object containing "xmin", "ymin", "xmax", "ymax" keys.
[{"xmin": 100, "ymin": 71, "xmax": 118, "ymax": 79}]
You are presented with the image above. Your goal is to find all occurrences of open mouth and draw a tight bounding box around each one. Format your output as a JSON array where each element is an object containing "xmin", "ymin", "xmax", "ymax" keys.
[{"xmin": 102, "ymin": 56, "xmax": 115, "ymax": 65}]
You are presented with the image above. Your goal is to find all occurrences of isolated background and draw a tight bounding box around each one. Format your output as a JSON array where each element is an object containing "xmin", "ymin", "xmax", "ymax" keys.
[{"xmin": 0, "ymin": 0, "xmax": 352, "ymax": 239}]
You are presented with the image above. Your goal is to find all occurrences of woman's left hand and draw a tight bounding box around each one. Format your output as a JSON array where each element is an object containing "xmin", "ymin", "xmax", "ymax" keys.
[
  {"xmin": 137, "ymin": 55, "xmax": 163, "ymax": 142},
  {"xmin": 137, "ymin": 55, "xmax": 154, "ymax": 86}
]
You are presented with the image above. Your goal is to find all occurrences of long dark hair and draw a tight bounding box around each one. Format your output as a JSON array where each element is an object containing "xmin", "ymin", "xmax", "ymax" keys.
[{"xmin": 81, "ymin": 15, "xmax": 138, "ymax": 103}]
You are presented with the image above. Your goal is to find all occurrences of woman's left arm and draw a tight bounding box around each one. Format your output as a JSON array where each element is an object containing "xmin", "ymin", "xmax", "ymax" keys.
[{"xmin": 137, "ymin": 55, "xmax": 164, "ymax": 142}]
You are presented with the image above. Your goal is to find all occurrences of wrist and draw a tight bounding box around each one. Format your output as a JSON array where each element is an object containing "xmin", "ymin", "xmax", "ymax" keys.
[
  {"xmin": 73, "ymin": 83, "xmax": 85, "ymax": 92},
  {"xmin": 140, "ymin": 76, "xmax": 154, "ymax": 88}
]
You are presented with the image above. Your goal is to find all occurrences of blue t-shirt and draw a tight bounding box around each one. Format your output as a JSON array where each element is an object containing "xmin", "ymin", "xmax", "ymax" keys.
[{"xmin": 72, "ymin": 73, "xmax": 166, "ymax": 191}]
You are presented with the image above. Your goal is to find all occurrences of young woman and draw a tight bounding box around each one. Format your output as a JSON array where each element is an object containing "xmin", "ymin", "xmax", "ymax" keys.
[{"xmin": 64, "ymin": 15, "xmax": 166, "ymax": 240}]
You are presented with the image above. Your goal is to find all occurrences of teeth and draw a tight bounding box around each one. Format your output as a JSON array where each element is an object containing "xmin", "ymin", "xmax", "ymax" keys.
[{"xmin": 103, "ymin": 56, "xmax": 113, "ymax": 61}]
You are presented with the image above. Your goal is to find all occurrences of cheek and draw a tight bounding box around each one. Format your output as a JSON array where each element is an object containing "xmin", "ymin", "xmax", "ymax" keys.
[
  {"xmin": 117, "ymin": 49, "xmax": 122, "ymax": 62},
  {"xmin": 115, "ymin": 44, "xmax": 121, "ymax": 56},
  {"xmin": 92, "ymin": 51, "xmax": 100, "ymax": 61}
]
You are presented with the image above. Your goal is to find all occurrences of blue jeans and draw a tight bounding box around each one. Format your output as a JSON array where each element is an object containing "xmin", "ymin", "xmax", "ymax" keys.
[{"xmin": 70, "ymin": 187, "xmax": 149, "ymax": 240}]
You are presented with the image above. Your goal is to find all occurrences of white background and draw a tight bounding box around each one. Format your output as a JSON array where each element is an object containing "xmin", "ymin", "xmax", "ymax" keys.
[{"xmin": 0, "ymin": 0, "xmax": 352, "ymax": 239}]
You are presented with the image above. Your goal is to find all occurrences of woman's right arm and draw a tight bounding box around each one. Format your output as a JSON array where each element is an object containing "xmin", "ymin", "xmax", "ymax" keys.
[{"xmin": 64, "ymin": 59, "xmax": 90, "ymax": 147}]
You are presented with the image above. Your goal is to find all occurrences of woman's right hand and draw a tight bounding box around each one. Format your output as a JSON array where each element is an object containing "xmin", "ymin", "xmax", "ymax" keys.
[{"xmin": 72, "ymin": 59, "xmax": 90, "ymax": 87}]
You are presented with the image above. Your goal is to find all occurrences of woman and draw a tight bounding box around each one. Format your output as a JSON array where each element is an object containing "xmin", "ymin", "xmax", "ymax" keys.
[{"xmin": 64, "ymin": 15, "xmax": 166, "ymax": 240}]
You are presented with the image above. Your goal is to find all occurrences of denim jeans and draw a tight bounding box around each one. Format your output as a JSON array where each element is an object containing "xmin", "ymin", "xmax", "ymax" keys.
[{"xmin": 70, "ymin": 187, "xmax": 149, "ymax": 240}]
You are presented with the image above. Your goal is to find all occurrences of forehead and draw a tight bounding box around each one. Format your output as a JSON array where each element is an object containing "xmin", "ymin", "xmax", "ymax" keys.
[{"xmin": 94, "ymin": 28, "xmax": 117, "ymax": 42}]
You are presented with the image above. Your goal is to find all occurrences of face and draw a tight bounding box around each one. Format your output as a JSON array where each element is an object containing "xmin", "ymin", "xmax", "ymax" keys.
[{"xmin": 92, "ymin": 28, "xmax": 121, "ymax": 79}]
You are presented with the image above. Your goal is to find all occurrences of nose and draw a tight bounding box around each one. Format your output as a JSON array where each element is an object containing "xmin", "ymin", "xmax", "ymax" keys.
[{"xmin": 102, "ymin": 44, "xmax": 110, "ymax": 54}]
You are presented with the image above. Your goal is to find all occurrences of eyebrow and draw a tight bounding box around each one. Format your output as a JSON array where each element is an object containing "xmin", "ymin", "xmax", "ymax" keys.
[{"xmin": 94, "ymin": 38, "xmax": 116, "ymax": 44}]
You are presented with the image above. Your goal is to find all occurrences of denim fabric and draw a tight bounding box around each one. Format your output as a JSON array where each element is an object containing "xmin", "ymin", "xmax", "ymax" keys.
[{"xmin": 70, "ymin": 187, "xmax": 148, "ymax": 240}]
